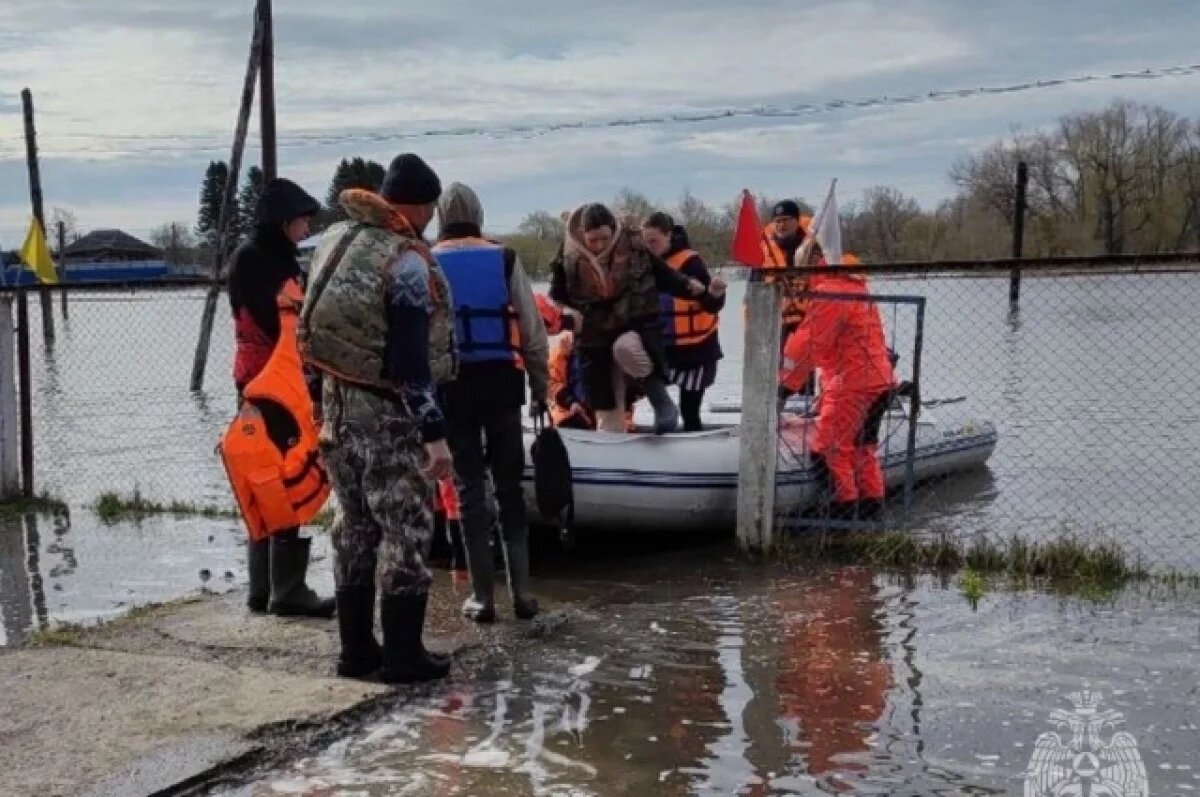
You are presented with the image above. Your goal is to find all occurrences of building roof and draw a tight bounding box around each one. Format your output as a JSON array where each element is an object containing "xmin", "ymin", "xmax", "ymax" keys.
[{"xmin": 64, "ymin": 229, "xmax": 162, "ymax": 261}]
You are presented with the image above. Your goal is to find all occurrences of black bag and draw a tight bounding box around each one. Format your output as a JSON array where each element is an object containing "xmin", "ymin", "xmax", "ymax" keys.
[{"xmin": 530, "ymin": 415, "xmax": 573, "ymax": 524}]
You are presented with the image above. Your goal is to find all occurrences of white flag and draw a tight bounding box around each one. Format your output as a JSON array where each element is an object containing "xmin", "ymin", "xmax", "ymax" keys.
[{"xmin": 810, "ymin": 179, "xmax": 842, "ymax": 265}]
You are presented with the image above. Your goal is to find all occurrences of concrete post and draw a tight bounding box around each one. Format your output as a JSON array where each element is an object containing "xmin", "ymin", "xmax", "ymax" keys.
[{"xmin": 735, "ymin": 275, "xmax": 782, "ymax": 554}]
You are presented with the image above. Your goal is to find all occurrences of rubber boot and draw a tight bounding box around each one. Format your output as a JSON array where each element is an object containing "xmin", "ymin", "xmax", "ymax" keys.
[
  {"xmin": 268, "ymin": 534, "xmax": 336, "ymax": 618},
  {"xmin": 500, "ymin": 523, "xmax": 540, "ymax": 621},
  {"xmin": 461, "ymin": 520, "xmax": 497, "ymax": 624},
  {"xmin": 335, "ymin": 585, "xmax": 381, "ymax": 679},
  {"xmin": 379, "ymin": 592, "xmax": 451, "ymax": 684},
  {"xmin": 858, "ymin": 498, "xmax": 884, "ymax": 523},
  {"xmin": 828, "ymin": 501, "xmax": 859, "ymax": 522},
  {"xmin": 642, "ymin": 375, "xmax": 679, "ymax": 435},
  {"xmin": 247, "ymin": 538, "xmax": 270, "ymax": 613}
]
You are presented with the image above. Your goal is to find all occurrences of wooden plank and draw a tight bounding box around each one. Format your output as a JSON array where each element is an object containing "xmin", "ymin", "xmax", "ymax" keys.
[{"xmin": 735, "ymin": 276, "xmax": 782, "ymax": 554}]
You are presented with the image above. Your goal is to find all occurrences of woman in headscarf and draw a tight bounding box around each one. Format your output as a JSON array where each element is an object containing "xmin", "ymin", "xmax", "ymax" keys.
[
  {"xmin": 641, "ymin": 212, "xmax": 726, "ymax": 432},
  {"xmin": 549, "ymin": 203, "xmax": 722, "ymax": 434}
]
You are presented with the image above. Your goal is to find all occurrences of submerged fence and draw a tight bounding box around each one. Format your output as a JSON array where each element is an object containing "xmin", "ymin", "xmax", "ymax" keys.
[{"xmin": 3, "ymin": 256, "xmax": 1200, "ymax": 572}]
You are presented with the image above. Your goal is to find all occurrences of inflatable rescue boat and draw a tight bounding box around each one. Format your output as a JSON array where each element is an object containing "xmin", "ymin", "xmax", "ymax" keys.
[{"xmin": 521, "ymin": 396, "xmax": 997, "ymax": 532}]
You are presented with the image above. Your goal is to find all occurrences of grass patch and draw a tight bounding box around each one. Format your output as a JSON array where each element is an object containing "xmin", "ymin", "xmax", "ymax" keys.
[
  {"xmin": 959, "ymin": 569, "xmax": 986, "ymax": 609},
  {"xmin": 94, "ymin": 489, "xmax": 240, "ymax": 524},
  {"xmin": 26, "ymin": 626, "xmax": 85, "ymax": 647},
  {"xmin": 0, "ymin": 491, "xmax": 69, "ymax": 519},
  {"xmin": 781, "ymin": 528, "xmax": 1148, "ymax": 598}
]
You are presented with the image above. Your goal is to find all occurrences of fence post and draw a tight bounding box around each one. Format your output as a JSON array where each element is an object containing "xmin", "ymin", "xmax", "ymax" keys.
[
  {"xmin": 0, "ymin": 295, "xmax": 20, "ymax": 498},
  {"xmin": 736, "ymin": 273, "xmax": 782, "ymax": 554},
  {"xmin": 1009, "ymin": 161, "xmax": 1028, "ymax": 306},
  {"xmin": 21, "ymin": 88, "xmax": 55, "ymax": 344},
  {"xmin": 15, "ymin": 291, "xmax": 34, "ymax": 498},
  {"xmin": 56, "ymin": 220, "xmax": 68, "ymax": 319}
]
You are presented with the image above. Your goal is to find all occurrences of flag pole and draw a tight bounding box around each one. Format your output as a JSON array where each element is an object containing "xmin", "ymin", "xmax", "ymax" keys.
[{"xmin": 793, "ymin": 178, "xmax": 837, "ymax": 268}]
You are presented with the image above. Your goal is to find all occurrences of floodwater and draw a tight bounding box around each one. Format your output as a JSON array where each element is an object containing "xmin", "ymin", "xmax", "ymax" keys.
[
  {"xmin": 2, "ymin": 271, "xmax": 1200, "ymax": 645},
  {"xmin": 212, "ymin": 543, "xmax": 1200, "ymax": 796}
]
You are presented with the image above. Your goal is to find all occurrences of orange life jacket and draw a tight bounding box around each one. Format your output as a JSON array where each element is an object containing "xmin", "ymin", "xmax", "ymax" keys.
[
  {"xmin": 219, "ymin": 279, "xmax": 331, "ymax": 542},
  {"xmin": 760, "ymin": 221, "xmax": 811, "ymax": 326},
  {"xmin": 660, "ymin": 249, "xmax": 718, "ymax": 347}
]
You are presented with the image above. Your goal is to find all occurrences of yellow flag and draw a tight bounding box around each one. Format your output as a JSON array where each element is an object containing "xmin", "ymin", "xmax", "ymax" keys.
[{"xmin": 19, "ymin": 218, "xmax": 59, "ymax": 284}]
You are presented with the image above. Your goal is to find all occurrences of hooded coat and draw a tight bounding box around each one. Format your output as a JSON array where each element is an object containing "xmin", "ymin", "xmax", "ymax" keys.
[{"xmin": 228, "ymin": 178, "xmax": 321, "ymax": 389}]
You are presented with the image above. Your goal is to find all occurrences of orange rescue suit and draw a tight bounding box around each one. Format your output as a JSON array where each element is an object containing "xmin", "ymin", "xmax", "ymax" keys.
[
  {"xmin": 219, "ymin": 279, "xmax": 331, "ymax": 541},
  {"xmin": 779, "ymin": 261, "xmax": 895, "ymax": 502}
]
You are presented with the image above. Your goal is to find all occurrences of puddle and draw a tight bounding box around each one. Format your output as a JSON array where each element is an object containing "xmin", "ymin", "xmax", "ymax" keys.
[{"xmin": 214, "ymin": 549, "xmax": 1200, "ymax": 796}]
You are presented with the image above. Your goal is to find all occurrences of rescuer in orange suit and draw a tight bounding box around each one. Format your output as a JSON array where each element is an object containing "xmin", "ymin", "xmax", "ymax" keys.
[
  {"xmin": 761, "ymin": 200, "xmax": 816, "ymax": 395},
  {"xmin": 778, "ymin": 250, "xmax": 896, "ymax": 520}
]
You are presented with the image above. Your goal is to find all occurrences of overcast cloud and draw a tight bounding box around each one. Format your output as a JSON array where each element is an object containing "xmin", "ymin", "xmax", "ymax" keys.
[{"xmin": 1, "ymin": 0, "xmax": 1197, "ymax": 244}]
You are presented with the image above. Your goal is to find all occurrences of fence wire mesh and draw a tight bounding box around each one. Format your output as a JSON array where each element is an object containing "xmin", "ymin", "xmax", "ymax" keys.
[
  {"xmin": 771, "ymin": 264, "xmax": 1200, "ymax": 573},
  {"xmin": 5, "ymin": 262, "xmax": 1200, "ymax": 574}
]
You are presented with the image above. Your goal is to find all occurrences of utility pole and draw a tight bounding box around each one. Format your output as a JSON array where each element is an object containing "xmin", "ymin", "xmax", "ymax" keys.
[
  {"xmin": 1009, "ymin": 161, "xmax": 1028, "ymax": 307},
  {"xmin": 21, "ymin": 88, "xmax": 55, "ymax": 343},
  {"xmin": 57, "ymin": 220, "xmax": 68, "ymax": 318},
  {"xmin": 259, "ymin": 0, "xmax": 278, "ymax": 182}
]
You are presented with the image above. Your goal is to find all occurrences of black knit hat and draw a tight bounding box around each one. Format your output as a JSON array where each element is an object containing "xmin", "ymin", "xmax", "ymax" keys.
[
  {"xmin": 771, "ymin": 199, "xmax": 802, "ymax": 219},
  {"xmin": 380, "ymin": 153, "xmax": 442, "ymax": 204}
]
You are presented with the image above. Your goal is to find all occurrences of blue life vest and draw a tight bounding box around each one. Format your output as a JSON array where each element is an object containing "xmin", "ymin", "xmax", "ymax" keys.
[{"xmin": 431, "ymin": 239, "xmax": 521, "ymax": 366}]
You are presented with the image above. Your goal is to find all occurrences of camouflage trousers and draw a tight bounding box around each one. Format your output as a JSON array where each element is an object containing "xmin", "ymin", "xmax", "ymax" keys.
[{"xmin": 318, "ymin": 379, "xmax": 435, "ymax": 596}]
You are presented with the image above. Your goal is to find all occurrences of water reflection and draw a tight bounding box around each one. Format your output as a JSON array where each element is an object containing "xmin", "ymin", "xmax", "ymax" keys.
[{"xmin": 0, "ymin": 511, "xmax": 52, "ymax": 646}]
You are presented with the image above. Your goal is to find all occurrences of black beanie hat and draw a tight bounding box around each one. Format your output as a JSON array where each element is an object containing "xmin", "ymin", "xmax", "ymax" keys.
[
  {"xmin": 771, "ymin": 199, "xmax": 802, "ymax": 219},
  {"xmin": 380, "ymin": 153, "xmax": 442, "ymax": 204}
]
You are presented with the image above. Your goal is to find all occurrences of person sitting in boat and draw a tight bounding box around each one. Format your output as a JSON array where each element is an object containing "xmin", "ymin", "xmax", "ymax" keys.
[
  {"xmin": 549, "ymin": 203, "xmax": 721, "ymax": 434},
  {"xmin": 777, "ymin": 247, "xmax": 897, "ymax": 521},
  {"xmin": 538, "ymin": 294, "xmax": 639, "ymax": 432},
  {"xmin": 226, "ymin": 177, "xmax": 334, "ymax": 618},
  {"xmin": 641, "ymin": 213, "xmax": 727, "ymax": 432}
]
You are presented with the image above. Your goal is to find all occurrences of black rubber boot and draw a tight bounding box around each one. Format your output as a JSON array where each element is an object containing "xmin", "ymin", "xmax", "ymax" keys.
[
  {"xmin": 379, "ymin": 592, "xmax": 451, "ymax": 684},
  {"xmin": 500, "ymin": 522, "xmax": 539, "ymax": 621},
  {"xmin": 268, "ymin": 534, "xmax": 336, "ymax": 618},
  {"xmin": 247, "ymin": 538, "xmax": 270, "ymax": 614},
  {"xmin": 828, "ymin": 501, "xmax": 860, "ymax": 522},
  {"xmin": 858, "ymin": 498, "xmax": 884, "ymax": 522},
  {"xmin": 461, "ymin": 519, "xmax": 497, "ymax": 624},
  {"xmin": 642, "ymin": 375, "xmax": 679, "ymax": 435},
  {"xmin": 335, "ymin": 585, "xmax": 381, "ymax": 679}
]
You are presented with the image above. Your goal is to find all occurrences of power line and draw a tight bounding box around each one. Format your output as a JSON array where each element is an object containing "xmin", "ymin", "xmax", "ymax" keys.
[{"xmin": 3, "ymin": 62, "xmax": 1199, "ymax": 157}]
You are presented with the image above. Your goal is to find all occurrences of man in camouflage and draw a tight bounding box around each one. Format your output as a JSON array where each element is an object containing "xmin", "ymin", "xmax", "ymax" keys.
[{"xmin": 299, "ymin": 153, "xmax": 455, "ymax": 684}]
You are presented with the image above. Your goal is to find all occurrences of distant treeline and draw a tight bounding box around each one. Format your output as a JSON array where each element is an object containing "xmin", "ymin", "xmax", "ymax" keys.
[{"xmin": 123, "ymin": 98, "xmax": 1200, "ymax": 279}]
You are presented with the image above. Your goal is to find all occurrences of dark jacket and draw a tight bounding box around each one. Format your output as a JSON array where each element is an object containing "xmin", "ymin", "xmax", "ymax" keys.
[{"xmin": 227, "ymin": 178, "xmax": 320, "ymax": 390}]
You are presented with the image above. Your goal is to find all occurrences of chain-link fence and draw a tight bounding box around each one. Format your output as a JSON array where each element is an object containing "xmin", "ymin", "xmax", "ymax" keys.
[
  {"xmin": 5, "ymin": 281, "xmax": 239, "ymax": 510},
  {"xmin": 769, "ymin": 261, "xmax": 1200, "ymax": 574},
  {"xmin": 4, "ymin": 261, "xmax": 1200, "ymax": 574}
]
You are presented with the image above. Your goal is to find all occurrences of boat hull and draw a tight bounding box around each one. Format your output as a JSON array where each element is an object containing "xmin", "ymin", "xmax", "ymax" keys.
[{"xmin": 520, "ymin": 414, "xmax": 997, "ymax": 532}]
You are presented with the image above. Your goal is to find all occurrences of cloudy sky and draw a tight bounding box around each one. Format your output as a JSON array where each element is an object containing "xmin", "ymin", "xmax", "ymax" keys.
[{"xmin": 0, "ymin": 0, "xmax": 1197, "ymax": 246}]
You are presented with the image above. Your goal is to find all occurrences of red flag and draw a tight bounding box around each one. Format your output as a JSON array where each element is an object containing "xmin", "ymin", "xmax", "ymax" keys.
[{"xmin": 730, "ymin": 189, "xmax": 764, "ymax": 267}]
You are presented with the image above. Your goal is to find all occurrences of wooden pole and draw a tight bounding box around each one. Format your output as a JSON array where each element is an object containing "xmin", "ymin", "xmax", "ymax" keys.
[
  {"xmin": 1009, "ymin": 161, "xmax": 1028, "ymax": 306},
  {"xmin": 16, "ymin": 291, "xmax": 34, "ymax": 498},
  {"xmin": 259, "ymin": 0, "xmax": 277, "ymax": 182},
  {"xmin": 189, "ymin": 8, "xmax": 264, "ymax": 392},
  {"xmin": 56, "ymin": 221, "xmax": 68, "ymax": 319},
  {"xmin": 735, "ymin": 272, "xmax": 782, "ymax": 555},
  {"xmin": 21, "ymin": 88, "xmax": 55, "ymax": 344},
  {"xmin": 0, "ymin": 296, "xmax": 20, "ymax": 498}
]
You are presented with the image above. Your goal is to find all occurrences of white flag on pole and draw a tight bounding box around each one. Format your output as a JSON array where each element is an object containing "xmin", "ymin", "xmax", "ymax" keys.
[{"xmin": 810, "ymin": 179, "xmax": 842, "ymax": 265}]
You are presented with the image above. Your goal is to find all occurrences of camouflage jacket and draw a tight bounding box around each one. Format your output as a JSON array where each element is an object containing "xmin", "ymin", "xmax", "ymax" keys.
[{"xmin": 299, "ymin": 189, "xmax": 457, "ymax": 394}]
